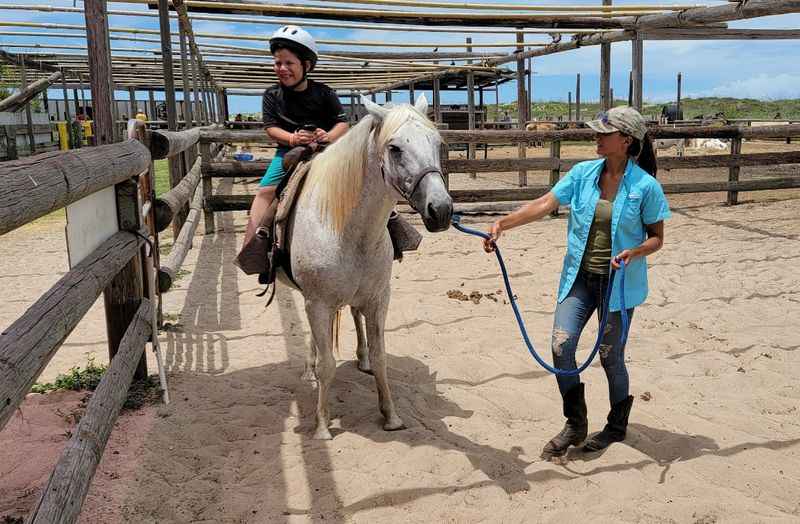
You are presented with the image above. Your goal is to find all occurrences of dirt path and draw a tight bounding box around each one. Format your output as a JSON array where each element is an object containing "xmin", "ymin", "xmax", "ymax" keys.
[{"xmin": 2, "ymin": 175, "xmax": 799, "ymax": 523}]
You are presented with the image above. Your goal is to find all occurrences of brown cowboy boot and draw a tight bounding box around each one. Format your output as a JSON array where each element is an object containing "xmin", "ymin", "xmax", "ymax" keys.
[
  {"xmin": 583, "ymin": 395, "xmax": 634, "ymax": 452},
  {"xmin": 234, "ymin": 199, "xmax": 278, "ymax": 275},
  {"xmin": 541, "ymin": 383, "xmax": 588, "ymax": 459}
]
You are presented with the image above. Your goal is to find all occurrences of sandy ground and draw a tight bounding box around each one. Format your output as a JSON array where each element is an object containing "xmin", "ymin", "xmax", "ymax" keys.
[{"xmin": 1, "ymin": 142, "xmax": 799, "ymax": 523}]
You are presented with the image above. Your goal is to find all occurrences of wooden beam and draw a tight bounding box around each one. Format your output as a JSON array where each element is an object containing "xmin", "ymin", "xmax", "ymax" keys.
[
  {"xmin": 0, "ymin": 230, "xmax": 145, "ymax": 431},
  {"xmin": 600, "ymin": 0, "xmax": 612, "ymax": 111},
  {"xmin": 641, "ymin": 28, "xmax": 800, "ymax": 40},
  {"xmin": 630, "ymin": 0, "xmax": 800, "ymax": 29},
  {"xmin": 26, "ymin": 300, "xmax": 152, "ymax": 524},
  {"xmin": 19, "ymin": 55, "xmax": 36, "ymax": 155},
  {"xmin": 0, "ymin": 140, "xmax": 150, "ymax": 235},
  {"xmin": 149, "ymin": 126, "xmax": 201, "ymax": 159},
  {"xmin": 154, "ymin": 156, "xmax": 201, "ymax": 230},
  {"xmin": 84, "ymin": 0, "xmax": 115, "ymax": 145},
  {"xmin": 0, "ymin": 70, "xmax": 62, "ymax": 113},
  {"xmin": 631, "ymin": 33, "xmax": 643, "ymax": 111},
  {"xmin": 158, "ymin": 185, "xmax": 202, "ymax": 292}
]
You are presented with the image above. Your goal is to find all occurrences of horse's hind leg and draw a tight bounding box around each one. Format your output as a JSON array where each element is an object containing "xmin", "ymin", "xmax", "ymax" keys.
[
  {"xmin": 305, "ymin": 300, "xmax": 337, "ymax": 440},
  {"xmin": 351, "ymin": 307, "xmax": 371, "ymax": 374},
  {"xmin": 364, "ymin": 302, "xmax": 405, "ymax": 431}
]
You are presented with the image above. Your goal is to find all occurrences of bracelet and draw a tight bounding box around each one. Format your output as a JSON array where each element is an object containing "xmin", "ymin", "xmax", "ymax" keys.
[{"xmin": 289, "ymin": 133, "xmax": 296, "ymax": 147}]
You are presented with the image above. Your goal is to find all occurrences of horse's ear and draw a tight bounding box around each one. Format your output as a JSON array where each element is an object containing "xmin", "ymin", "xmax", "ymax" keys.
[
  {"xmin": 414, "ymin": 94, "xmax": 429, "ymax": 116},
  {"xmin": 361, "ymin": 95, "xmax": 389, "ymax": 121}
]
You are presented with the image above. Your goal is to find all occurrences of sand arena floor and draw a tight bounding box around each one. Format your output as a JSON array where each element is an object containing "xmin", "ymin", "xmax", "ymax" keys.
[{"xmin": 1, "ymin": 142, "xmax": 799, "ymax": 523}]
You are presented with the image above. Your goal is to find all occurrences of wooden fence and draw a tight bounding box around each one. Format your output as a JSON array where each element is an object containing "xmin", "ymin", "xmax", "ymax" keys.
[
  {"xmin": 0, "ymin": 120, "xmax": 215, "ymax": 523},
  {"xmin": 196, "ymin": 123, "xmax": 800, "ymax": 219}
]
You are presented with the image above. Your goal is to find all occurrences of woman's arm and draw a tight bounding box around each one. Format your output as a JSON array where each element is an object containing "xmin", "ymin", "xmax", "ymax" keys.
[
  {"xmin": 612, "ymin": 221, "xmax": 664, "ymax": 269},
  {"xmin": 484, "ymin": 192, "xmax": 560, "ymax": 251}
]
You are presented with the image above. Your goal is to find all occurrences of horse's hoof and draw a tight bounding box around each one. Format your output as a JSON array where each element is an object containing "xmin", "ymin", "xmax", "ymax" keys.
[
  {"xmin": 357, "ymin": 361, "xmax": 373, "ymax": 375},
  {"xmin": 313, "ymin": 427, "xmax": 333, "ymax": 440},
  {"xmin": 300, "ymin": 369, "xmax": 317, "ymax": 382},
  {"xmin": 383, "ymin": 417, "xmax": 405, "ymax": 431}
]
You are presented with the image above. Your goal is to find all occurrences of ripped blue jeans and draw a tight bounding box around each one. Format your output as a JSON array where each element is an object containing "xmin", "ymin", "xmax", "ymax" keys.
[{"xmin": 551, "ymin": 269, "xmax": 635, "ymax": 406}]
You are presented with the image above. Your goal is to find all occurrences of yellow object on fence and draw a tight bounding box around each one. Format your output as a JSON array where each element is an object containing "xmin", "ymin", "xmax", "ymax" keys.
[
  {"xmin": 57, "ymin": 122, "xmax": 70, "ymax": 151},
  {"xmin": 81, "ymin": 120, "xmax": 93, "ymax": 138}
]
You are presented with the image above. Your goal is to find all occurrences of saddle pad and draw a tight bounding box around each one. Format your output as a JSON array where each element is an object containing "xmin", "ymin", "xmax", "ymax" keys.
[{"xmin": 275, "ymin": 158, "xmax": 313, "ymax": 252}]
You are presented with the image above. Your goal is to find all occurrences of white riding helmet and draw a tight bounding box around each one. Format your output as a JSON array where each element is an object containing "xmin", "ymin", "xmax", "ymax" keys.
[{"xmin": 269, "ymin": 25, "xmax": 318, "ymax": 71}]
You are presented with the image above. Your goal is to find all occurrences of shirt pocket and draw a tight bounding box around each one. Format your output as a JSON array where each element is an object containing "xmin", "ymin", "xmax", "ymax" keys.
[{"xmin": 620, "ymin": 193, "xmax": 644, "ymax": 237}]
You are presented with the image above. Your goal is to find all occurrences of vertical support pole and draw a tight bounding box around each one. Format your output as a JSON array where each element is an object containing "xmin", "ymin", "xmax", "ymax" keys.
[
  {"xmin": 19, "ymin": 55, "xmax": 36, "ymax": 155},
  {"xmin": 42, "ymin": 89, "xmax": 49, "ymax": 116},
  {"xmin": 104, "ymin": 179, "xmax": 147, "ymax": 380},
  {"xmin": 178, "ymin": 26, "xmax": 194, "ymax": 127},
  {"xmin": 568, "ymin": 91, "xmax": 573, "ymax": 121},
  {"xmin": 79, "ymin": 74, "xmax": 87, "ymax": 114},
  {"xmin": 600, "ymin": 0, "xmax": 612, "ymax": 111},
  {"xmin": 632, "ymin": 34, "xmax": 644, "ymax": 112},
  {"xmin": 549, "ymin": 139, "xmax": 561, "ymax": 217},
  {"xmin": 515, "ymin": 30, "xmax": 527, "ymax": 187},
  {"xmin": 350, "ymin": 92, "xmax": 356, "ymax": 123},
  {"xmin": 676, "ymin": 72, "xmax": 682, "ymax": 120},
  {"xmin": 727, "ymin": 137, "xmax": 742, "ymax": 206},
  {"xmin": 72, "ymin": 88, "xmax": 81, "ymax": 119},
  {"xmin": 628, "ymin": 70, "xmax": 633, "ymax": 107},
  {"xmin": 527, "ymin": 57, "xmax": 533, "ymax": 116},
  {"xmin": 85, "ymin": 0, "xmax": 114, "ymax": 145},
  {"xmin": 148, "ymin": 90, "xmax": 156, "ymax": 120},
  {"xmin": 221, "ymin": 88, "xmax": 229, "ymax": 124},
  {"xmin": 610, "ymin": 88, "xmax": 614, "ymax": 108},
  {"xmin": 494, "ymin": 75, "xmax": 500, "ymax": 122},
  {"xmin": 4, "ymin": 126, "xmax": 18, "ymax": 160},
  {"xmin": 128, "ymin": 86, "xmax": 137, "ymax": 116},
  {"xmin": 201, "ymin": 141, "xmax": 215, "ymax": 234},
  {"xmin": 576, "ymin": 73, "xmax": 582, "ymax": 122},
  {"xmin": 385, "ymin": 90, "xmax": 392, "ymax": 103},
  {"xmin": 432, "ymin": 79, "xmax": 441, "ymax": 123},
  {"xmin": 466, "ymin": 37, "xmax": 476, "ymax": 178},
  {"xmin": 409, "ymin": 82, "xmax": 415, "ymax": 104},
  {"xmin": 158, "ymin": 0, "xmax": 183, "ymax": 238},
  {"xmin": 190, "ymin": 48, "xmax": 204, "ymax": 124}
]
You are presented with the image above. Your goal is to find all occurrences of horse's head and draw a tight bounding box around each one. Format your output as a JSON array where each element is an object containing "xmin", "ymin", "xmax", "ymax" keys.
[{"xmin": 362, "ymin": 95, "xmax": 453, "ymax": 232}]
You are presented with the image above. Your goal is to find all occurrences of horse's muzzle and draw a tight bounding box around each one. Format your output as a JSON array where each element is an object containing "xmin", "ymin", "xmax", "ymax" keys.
[{"xmin": 409, "ymin": 172, "xmax": 453, "ymax": 232}]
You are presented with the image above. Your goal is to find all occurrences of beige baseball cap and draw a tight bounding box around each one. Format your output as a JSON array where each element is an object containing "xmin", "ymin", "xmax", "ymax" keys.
[{"xmin": 587, "ymin": 106, "xmax": 647, "ymax": 141}]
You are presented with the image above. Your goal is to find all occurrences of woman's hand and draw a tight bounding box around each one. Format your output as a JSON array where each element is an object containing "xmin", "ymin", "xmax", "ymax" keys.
[
  {"xmin": 483, "ymin": 221, "xmax": 503, "ymax": 252},
  {"xmin": 313, "ymin": 128, "xmax": 330, "ymax": 143},
  {"xmin": 612, "ymin": 249, "xmax": 635, "ymax": 269}
]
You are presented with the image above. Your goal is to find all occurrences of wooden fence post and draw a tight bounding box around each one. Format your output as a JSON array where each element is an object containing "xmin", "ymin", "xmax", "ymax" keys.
[
  {"xmin": 4, "ymin": 126, "xmax": 18, "ymax": 160},
  {"xmin": 550, "ymin": 139, "xmax": 561, "ymax": 216},
  {"xmin": 516, "ymin": 31, "xmax": 528, "ymax": 187},
  {"xmin": 201, "ymin": 142, "xmax": 215, "ymax": 234},
  {"xmin": 104, "ymin": 180, "xmax": 148, "ymax": 380},
  {"xmin": 727, "ymin": 137, "xmax": 742, "ymax": 205}
]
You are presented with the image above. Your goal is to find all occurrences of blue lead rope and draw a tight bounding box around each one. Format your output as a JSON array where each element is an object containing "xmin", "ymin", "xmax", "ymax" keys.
[{"xmin": 451, "ymin": 214, "xmax": 629, "ymax": 376}]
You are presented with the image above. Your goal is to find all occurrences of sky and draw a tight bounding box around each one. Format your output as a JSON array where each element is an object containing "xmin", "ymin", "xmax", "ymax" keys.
[{"xmin": 1, "ymin": 0, "xmax": 798, "ymax": 115}]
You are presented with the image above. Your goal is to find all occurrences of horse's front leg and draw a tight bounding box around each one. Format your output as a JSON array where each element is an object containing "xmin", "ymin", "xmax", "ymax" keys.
[
  {"xmin": 305, "ymin": 299, "xmax": 337, "ymax": 440},
  {"xmin": 351, "ymin": 307, "xmax": 371, "ymax": 374},
  {"xmin": 364, "ymin": 300, "xmax": 405, "ymax": 431},
  {"xmin": 300, "ymin": 338, "xmax": 317, "ymax": 382}
]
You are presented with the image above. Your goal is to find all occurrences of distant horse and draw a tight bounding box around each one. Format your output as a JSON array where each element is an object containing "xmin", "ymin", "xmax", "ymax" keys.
[{"xmin": 280, "ymin": 95, "xmax": 453, "ymax": 439}]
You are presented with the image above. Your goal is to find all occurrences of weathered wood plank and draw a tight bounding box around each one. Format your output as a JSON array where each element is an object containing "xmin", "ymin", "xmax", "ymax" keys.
[
  {"xmin": 26, "ymin": 300, "xmax": 153, "ymax": 524},
  {"xmin": 154, "ymin": 156, "xmax": 202, "ymax": 231},
  {"xmin": 0, "ymin": 140, "xmax": 151, "ymax": 235},
  {"xmin": 199, "ymin": 128, "xmax": 269, "ymax": 143},
  {"xmin": 149, "ymin": 127, "xmax": 201, "ymax": 159},
  {"xmin": 203, "ymin": 160, "xmax": 270, "ymax": 177},
  {"xmin": 158, "ymin": 184, "xmax": 202, "ymax": 293},
  {"xmin": 0, "ymin": 71, "xmax": 62, "ymax": 113},
  {"xmin": 0, "ymin": 230, "xmax": 144, "ymax": 431}
]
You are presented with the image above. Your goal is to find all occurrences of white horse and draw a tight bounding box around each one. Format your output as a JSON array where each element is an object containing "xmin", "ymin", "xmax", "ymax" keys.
[{"xmin": 280, "ymin": 95, "xmax": 453, "ymax": 439}]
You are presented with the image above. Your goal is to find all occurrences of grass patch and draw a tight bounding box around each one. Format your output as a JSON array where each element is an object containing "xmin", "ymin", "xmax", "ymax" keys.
[
  {"xmin": 154, "ymin": 159, "xmax": 170, "ymax": 197},
  {"xmin": 174, "ymin": 268, "xmax": 191, "ymax": 282},
  {"xmin": 31, "ymin": 357, "xmax": 106, "ymax": 394}
]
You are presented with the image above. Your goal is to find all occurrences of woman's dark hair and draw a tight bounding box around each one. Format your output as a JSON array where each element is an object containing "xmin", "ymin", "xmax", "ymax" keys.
[{"xmin": 627, "ymin": 133, "xmax": 657, "ymax": 178}]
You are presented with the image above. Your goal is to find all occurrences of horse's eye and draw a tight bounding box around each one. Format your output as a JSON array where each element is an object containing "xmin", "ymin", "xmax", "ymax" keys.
[{"xmin": 388, "ymin": 144, "xmax": 402, "ymax": 154}]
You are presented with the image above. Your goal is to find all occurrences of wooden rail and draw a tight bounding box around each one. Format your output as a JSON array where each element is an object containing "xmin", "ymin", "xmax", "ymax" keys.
[
  {"xmin": 0, "ymin": 229, "xmax": 146, "ymax": 431},
  {"xmin": 154, "ymin": 155, "xmax": 201, "ymax": 231},
  {"xmin": 25, "ymin": 300, "xmax": 153, "ymax": 524},
  {"xmin": 158, "ymin": 184, "xmax": 202, "ymax": 293},
  {"xmin": 0, "ymin": 140, "xmax": 150, "ymax": 235}
]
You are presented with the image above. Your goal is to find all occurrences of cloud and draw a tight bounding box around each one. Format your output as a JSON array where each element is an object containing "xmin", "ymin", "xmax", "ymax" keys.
[{"xmin": 696, "ymin": 74, "xmax": 800, "ymax": 100}]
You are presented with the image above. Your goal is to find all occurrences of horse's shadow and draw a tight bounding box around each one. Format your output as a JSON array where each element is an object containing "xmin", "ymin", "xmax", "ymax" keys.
[{"xmin": 293, "ymin": 354, "xmax": 534, "ymax": 495}]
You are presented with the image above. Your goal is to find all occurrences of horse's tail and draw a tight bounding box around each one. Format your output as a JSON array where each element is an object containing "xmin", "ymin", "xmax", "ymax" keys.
[{"xmin": 332, "ymin": 307, "xmax": 342, "ymax": 360}]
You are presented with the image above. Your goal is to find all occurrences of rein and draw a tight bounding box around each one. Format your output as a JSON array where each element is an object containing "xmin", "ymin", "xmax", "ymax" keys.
[{"xmin": 450, "ymin": 214, "xmax": 629, "ymax": 376}]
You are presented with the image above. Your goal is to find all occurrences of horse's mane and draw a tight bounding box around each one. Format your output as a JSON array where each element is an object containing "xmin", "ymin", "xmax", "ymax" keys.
[{"xmin": 303, "ymin": 104, "xmax": 435, "ymax": 234}]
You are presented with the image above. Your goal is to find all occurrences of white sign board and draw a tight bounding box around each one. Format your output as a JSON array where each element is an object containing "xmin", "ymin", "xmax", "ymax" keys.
[{"xmin": 65, "ymin": 186, "xmax": 120, "ymax": 268}]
